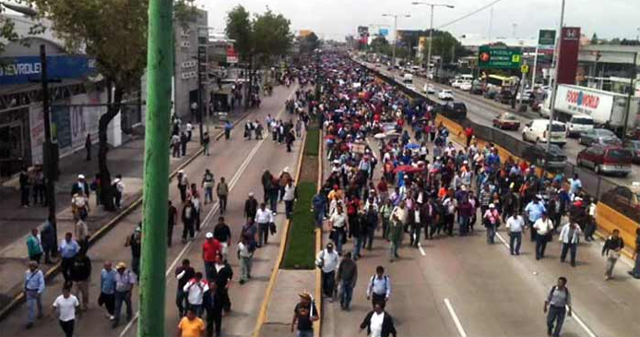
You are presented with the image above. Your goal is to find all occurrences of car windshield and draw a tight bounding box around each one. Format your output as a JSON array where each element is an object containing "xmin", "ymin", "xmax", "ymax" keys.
[
  {"xmin": 573, "ymin": 117, "xmax": 594, "ymax": 125},
  {"xmin": 607, "ymin": 149, "xmax": 632, "ymax": 160},
  {"xmin": 596, "ymin": 129, "xmax": 615, "ymax": 137},
  {"xmin": 504, "ymin": 114, "xmax": 518, "ymax": 120},
  {"xmin": 550, "ymin": 123, "xmax": 566, "ymax": 132},
  {"xmin": 602, "ymin": 138, "xmax": 620, "ymax": 145}
]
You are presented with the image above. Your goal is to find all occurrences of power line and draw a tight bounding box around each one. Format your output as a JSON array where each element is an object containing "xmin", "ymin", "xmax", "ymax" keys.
[{"xmin": 436, "ymin": 0, "xmax": 507, "ymax": 30}]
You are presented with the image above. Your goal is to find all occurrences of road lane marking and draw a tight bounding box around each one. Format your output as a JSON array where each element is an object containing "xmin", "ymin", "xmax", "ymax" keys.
[
  {"xmin": 571, "ymin": 309, "xmax": 598, "ymax": 337},
  {"xmin": 119, "ymin": 90, "xmax": 295, "ymax": 337},
  {"xmin": 418, "ymin": 242, "xmax": 426, "ymax": 256},
  {"xmin": 444, "ymin": 298, "xmax": 468, "ymax": 337}
]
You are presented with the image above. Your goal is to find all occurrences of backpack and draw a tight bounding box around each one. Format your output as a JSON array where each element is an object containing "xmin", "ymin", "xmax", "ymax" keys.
[
  {"xmin": 369, "ymin": 275, "xmax": 389, "ymax": 294},
  {"xmin": 548, "ymin": 286, "xmax": 570, "ymax": 303}
]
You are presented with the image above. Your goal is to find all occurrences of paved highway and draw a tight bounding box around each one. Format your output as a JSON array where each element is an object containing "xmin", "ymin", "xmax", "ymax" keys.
[
  {"xmin": 361, "ymin": 61, "xmax": 640, "ymax": 189},
  {"xmin": 1, "ymin": 85, "xmax": 304, "ymax": 337}
]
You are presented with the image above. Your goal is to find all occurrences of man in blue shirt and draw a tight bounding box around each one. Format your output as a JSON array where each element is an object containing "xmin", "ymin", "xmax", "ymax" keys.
[
  {"xmin": 525, "ymin": 198, "xmax": 547, "ymax": 242},
  {"xmin": 569, "ymin": 174, "xmax": 582, "ymax": 195},
  {"xmin": 100, "ymin": 261, "xmax": 117, "ymax": 320},
  {"xmin": 59, "ymin": 232, "xmax": 80, "ymax": 282},
  {"xmin": 24, "ymin": 261, "xmax": 45, "ymax": 329}
]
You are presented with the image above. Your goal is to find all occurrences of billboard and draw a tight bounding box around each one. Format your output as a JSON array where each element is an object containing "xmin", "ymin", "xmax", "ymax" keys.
[
  {"xmin": 538, "ymin": 29, "xmax": 556, "ymax": 50},
  {"xmin": 226, "ymin": 47, "xmax": 238, "ymax": 64},
  {"xmin": 418, "ymin": 36, "xmax": 427, "ymax": 59},
  {"xmin": 357, "ymin": 26, "xmax": 369, "ymax": 44},
  {"xmin": 0, "ymin": 56, "xmax": 95, "ymax": 85},
  {"xmin": 379, "ymin": 28, "xmax": 389, "ymax": 37},
  {"xmin": 557, "ymin": 27, "xmax": 580, "ymax": 85},
  {"xmin": 478, "ymin": 45, "xmax": 522, "ymax": 69},
  {"xmin": 554, "ymin": 84, "xmax": 613, "ymax": 118}
]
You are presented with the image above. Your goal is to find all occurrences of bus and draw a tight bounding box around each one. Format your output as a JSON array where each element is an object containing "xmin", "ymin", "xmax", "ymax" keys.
[{"xmin": 482, "ymin": 74, "xmax": 517, "ymax": 88}]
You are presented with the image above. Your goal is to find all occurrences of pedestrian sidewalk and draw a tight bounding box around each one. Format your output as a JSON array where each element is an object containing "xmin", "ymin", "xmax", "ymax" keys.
[{"xmin": 0, "ymin": 110, "xmax": 247, "ymax": 310}]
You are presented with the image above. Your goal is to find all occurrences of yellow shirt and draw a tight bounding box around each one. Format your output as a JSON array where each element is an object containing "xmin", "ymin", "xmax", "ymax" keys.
[{"xmin": 178, "ymin": 317, "xmax": 205, "ymax": 337}]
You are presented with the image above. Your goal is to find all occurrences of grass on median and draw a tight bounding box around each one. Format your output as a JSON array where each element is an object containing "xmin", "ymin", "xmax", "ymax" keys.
[
  {"xmin": 281, "ymin": 181, "xmax": 317, "ymax": 269},
  {"xmin": 304, "ymin": 126, "xmax": 319, "ymax": 157}
]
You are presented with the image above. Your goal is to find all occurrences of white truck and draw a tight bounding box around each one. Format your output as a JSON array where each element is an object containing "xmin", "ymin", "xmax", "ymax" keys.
[{"xmin": 540, "ymin": 84, "xmax": 639, "ymax": 130}]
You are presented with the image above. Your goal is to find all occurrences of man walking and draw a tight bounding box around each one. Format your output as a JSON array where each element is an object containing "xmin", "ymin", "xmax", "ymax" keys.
[
  {"xmin": 237, "ymin": 235, "xmax": 254, "ymax": 284},
  {"xmin": 178, "ymin": 309, "xmax": 206, "ymax": 337},
  {"xmin": 26, "ymin": 228, "xmax": 43, "ymax": 263},
  {"xmin": 359, "ymin": 303, "xmax": 397, "ymax": 337},
  {"xmin": 533, "ymin": 212, "xmax": 554, "ymax": 260},
  {"xmin": 255, "ymin": 203, "xmax": 274, "ymax": 248},
  {"xmin": 202, "ymin": 132, "xmax": 211, "ymax": 156},
  {"xmin": 544, "ymin": 277, "xmax": 572, "ymax": 337},
  {"xmin": 100, "ymin": 261, "xmax": 117, "ymax": 320},
  {"xmin": 213, "ymin": 217, "xmax": 232, "ymax": 260},
  {"xmin": 336, "ymin": 252, "xmax": 358, "ymax": 310},
  {"xmin": 602, "ymin": 229, "xmax": 625, "ymax": 281},
  {"xmin": 40, "ymin": 217, "xmax": 56, "ymax": 264},
  {"xmin": 183, "ymin": 272, "xmax": 209, "ymax": 317},
  {"xmin": 52, "ymin": 285, "xmax": 79, "ymax": 337},
  {"xmin": 24, "ymin": 261, "xmax": 45, "ymax": 329},
  {"xmin": 85, "ymin": 133, "xmax": 92, "ymax": 161},
  {"xmin": 291, "ymin": 292, "xmax": 318, "ymax": 337},
  {"xmin": 329, "ymin": 205, "xmax": 347, "ymax": 254},
  {"xmin": 59, "ymin": 233, "xmax": 80, "ymax": 282},
  {"xmin": 70, "ymin": 250, "xmax": 92, "ymax": 311},
  {"xmin": 112, "ymin": 262, "xmax": 136, "ymax": 328},
  {"xmin": 168, "ymin": 200, "xmax": 178, "ymax": 247},
  {"xmin": 316, "ymin": 243, "xmax": 339, "ymax": 302},
  {"xmin": 202, "ymin": 169, "xmax": 215, "ymax": 204},
  {"xmin": 389, "ymin": 201, "xmax": 406, "ymax": 262},
  {"xmin": 244, "ymin": 192, "xmax": 259, "ymax": 220},
  {"xmin": 283, "ymin": 180, "xmax": 297, "ymax": 219},
  {"xmin": 559, "ymin": 220, "xmax": 581, "ymax": 267},
  {"xmin": 216, "ymin": 177, "xmax": 229, "ymax": 215},
  {"xmin": 366, "ymin": 266, "xmax": 391, "ymax": 309},
  {"xmin": 506, "ymin": 211, "xmax": 525, "ymax": 255},
  {"xmin": 202, "ymin": 232, "xmax": 221, "ymax": 280},
  {"xmin": 175, "ymin": 259, "xmax": 196, "ymax": 317},
  {"xmin": 182, "ymin": 199, "xmax": 196, "ymax": 243},
  {"xmin": 525, "ymin": 197, "xmax": 546, "ymax": 242},
  {"xmin": 363, "ymin": 204, "xmax": 379, "ymax": 250}
]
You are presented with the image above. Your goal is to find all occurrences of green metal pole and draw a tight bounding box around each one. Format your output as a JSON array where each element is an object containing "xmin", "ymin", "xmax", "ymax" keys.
[{"xmin": 138, "ymin": 1, "xmax": 173, "ymax": 337}]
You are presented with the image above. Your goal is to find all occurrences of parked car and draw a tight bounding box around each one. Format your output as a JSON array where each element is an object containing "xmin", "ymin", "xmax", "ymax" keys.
[
  {"xmin": 516, "ymin": 90, "xmax": 534, "ymax": 103},
  {"xmin": 436, "ymin": 102, "xmax": 467, "ymax": 120},
  {"xmin": 492, "ymin": 112, "xmax": 521, "ymax": 130},
  {"xmin": 579, "ymin": 128, "xmax": 621, "ymax": 146},
  {"xmin": 496, "ymin": 89, "xmax": 514, "ymax": 104},
  {"xmin": 438, "ymin": 90, "xmax": 454, "ymax": 101},
  {"xmin": 600, "ymin": 182, "xmax": 640, "ymax": 221},
  {"xmin": 422, "ymin": 83, "xmax": 435, "ymax": 94},
  {"xmin": 451, "ymin": 79, "xmax": 464, "ymax": 88},
  {"xmin": 522, "ymin": 119, "xmax": 567, "ymax": 146},
  {"xmin": 459, "ymin": 82, "xmax": 472, "ymax": 91},
  {"xmin": 523, "ymin": 142, "xmax": 567, "ymax": 172},
  {"xmin": 623, "ymin": 139, "xmax": 640, "ymax": 163},
  {"xmin": 471, "ymin": 82, "xmax": 483, "ymax": 95},
  {"xmin": 576, "ymin": 145, "xmax": 633, "ymax": 176},
  {"xmin": 566, "ymin": 114, "xmax": 595, "ymax": 137}
]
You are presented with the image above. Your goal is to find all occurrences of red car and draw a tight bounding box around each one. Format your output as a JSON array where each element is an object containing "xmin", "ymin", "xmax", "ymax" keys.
[
  {"xmin": 576, "ymin": 145, "xmax": 633, "ymax": 176},
  {"xmin": 492, "ymin": 113, "xmax": 521, "ymax": 130}
]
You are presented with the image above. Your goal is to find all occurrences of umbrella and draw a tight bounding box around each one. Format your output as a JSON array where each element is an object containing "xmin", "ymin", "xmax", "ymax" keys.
[
  {"xmin": 394, "ymin": 165, "xmax": 415, "ymax": 173},
  {"xmin": 374, "ymin": 133, "xmax": 387, "ymax": 139},
  {"xmin": 404, "ymin": 143, "xmax": 420, "ymax": 150},
  {"xmin": 385, "ymin": 132, "xmax": 401, "ymax": 138}
]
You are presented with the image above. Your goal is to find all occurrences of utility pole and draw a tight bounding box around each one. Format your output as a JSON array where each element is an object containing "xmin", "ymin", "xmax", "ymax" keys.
[
  {"xmin": 623, "ymin": 52, "xmax": 637, "ymax": 139},
  {"xmin": 382, "ymin": 13, "xmax": 411, "ymax": 67},
  {"xmin": 39, "ymin": 44, "xmax": 58, "ymax": 254},
  {"xmin": 138, "ymin": 0, "xmax": 173, "ymax": 336},
  {"xmin": 196, "ymin": 27, "xmax": 208, "ymax": 144},
  {"xmin": 546, "ymin": 0, "xmax": 566, "ymax": 153},
  {"xmin": 412, "ymin": 2, "xmax": 455, "ymax": 92}
]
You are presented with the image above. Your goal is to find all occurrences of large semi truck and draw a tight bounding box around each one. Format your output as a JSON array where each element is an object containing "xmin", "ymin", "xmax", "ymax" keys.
[{"xmin": 541, "ymin": 84, "xmax": 639, "ymax": 131}]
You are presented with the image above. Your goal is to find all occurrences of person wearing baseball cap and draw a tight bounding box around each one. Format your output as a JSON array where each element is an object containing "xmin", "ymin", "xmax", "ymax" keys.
[
  {"xmin": 202, "ymin": 232, "xmax": 221, "ymax": 280},
  {"xmin": 71, "ymin": 174, "xmax": 89, "ymax": 198},
  {"xmin": 112, "ymin": 261, "xmax": 136, "ymax": 328}
]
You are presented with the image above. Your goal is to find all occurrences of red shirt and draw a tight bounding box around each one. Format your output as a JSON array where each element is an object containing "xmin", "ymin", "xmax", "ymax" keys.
[{"xmin": 202, "ymin": 239, "xmax": 221, "ymax": 262}]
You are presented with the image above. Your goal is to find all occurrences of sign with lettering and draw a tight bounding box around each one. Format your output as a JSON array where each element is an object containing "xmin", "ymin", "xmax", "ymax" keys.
[
  {"xmin": 478, "ymin": 46, "xmax": 522, "ymax": 70},
  {"xmin": 0, "ymin": 56, "xmax": 95, "ymax": 85}
]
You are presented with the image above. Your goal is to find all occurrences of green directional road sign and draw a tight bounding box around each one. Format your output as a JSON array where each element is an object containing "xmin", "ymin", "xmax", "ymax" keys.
[{"xmin": 478, "ymin": 45, "xmax": 522, "ymax": 70}]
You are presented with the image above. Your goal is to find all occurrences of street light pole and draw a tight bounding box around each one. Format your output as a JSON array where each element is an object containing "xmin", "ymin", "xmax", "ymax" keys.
[
  {"xmin": 412, "ymin": 2, "xmax": 455, "ymax": 93},
  {"xmin": 623, "ymin": 52, "xmax": 637, "ymax": 139},
  {"xmin": 382, "ymin": 13, "xmax": 411, "ymax": 67},
  {"xmin": 546, "ymin": 0, "xmax": 566, "ymax": 153}
]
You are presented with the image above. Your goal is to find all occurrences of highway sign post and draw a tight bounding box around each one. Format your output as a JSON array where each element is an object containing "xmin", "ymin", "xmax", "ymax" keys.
[{"xmin": 478, "ymin": 45, "xmax": 522, "ymax": 69}]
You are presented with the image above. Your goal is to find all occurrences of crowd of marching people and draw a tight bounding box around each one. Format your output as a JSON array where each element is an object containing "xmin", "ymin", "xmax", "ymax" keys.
[{"xmin": 304, "ymin": 53, "xmax": 640, "ymax": 337}]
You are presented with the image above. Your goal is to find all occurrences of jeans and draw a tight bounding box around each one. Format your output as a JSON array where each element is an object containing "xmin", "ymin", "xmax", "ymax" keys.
[
  {"xmin": 182, "ymin": 221, "xmax": 195, "ymax": 240},
  {"xmin": 340, "ymin": 280, "xmax": 353, "ymax": 309},
  {"xmin": 218, "ymin": 195, "xmax": 228, "ymax": 214},
  {"xmin": 285, "ymin": 200, "xmax": 294, "ymax": 218},
  {"xmin": 21, "ymin": 187, "xmax": 30, "ymax": 206},
  {"xmin": 176, "ymin": 288, "xmax": 187, "ymax": 317},
  {"xmin": 381, "ymin": 219, "xmax": 390, "ymax": 239},
  {"xmin": 188, "ymin": 304, "xmax": 203, "ymax": 317},
  {"xmin": 536, "ymin": 234, "xmax": 550, "ymax": 260},
  {"xmin": 240, "ymin": 255, "xmax": 252, "ymax": 281},
  {"xmin": 59, "ymin": 319, "xmax": 74, "ymax": 337},
  {"xmin": 322, "ymin": 271, "xmax": 335, "ymax": 297},
  {"xmin": 204, "ymin": 261, "xmax": 215, "ymax": 280},
  {"xmin": 258, "ymin": 223, "xmax": 270, "ymax": 246},
  {"xmin": 113, "ymin": 290, "xmax": 133, "ymax": 325},
  {"xmin": 314, "ymin": 209, "xmax": 324, "ymax": 228},
  {"xmin": 204, "ymin": 143, "xmax": 210, "ymax": 156},
  {"xmin": 605, "ymin": 255, "xmax": 619, "ymax": 278},
  {"xmin": 204, "ymin": 187, "xmax": 213, "ymax": 203},
  {"xmin": 560, "ymin": 243, "xmax": 577, "ymax": 266},
  {"xmin": 509, "ymin": 232, "xmax": 522, "ymax": 255},
  {"xmin": 366, "ymin": 227, "xmax": 375, "ymax": 249},
  {"xmin": 410, "ymin": 226, "xmax": 421, "ymax": 246},
  {"xmin": 296, "ymin": 330, "xmax": 314, "ymax": 337},
  {"xmin": 269, "ymin": 190, "xmax": 278, "ymax": 213},
  {"xmin": 61, "ymin": 257, "xmax": 75, "ymax": 281},
  {"xmin": 352, "ymin": 236, "xmax": 364, "ymax": 258},
  {"xmin": 389, "ymin": 239, "xmax": 400, "ymax": 260},
  {"xmin": 486, "ymin": 224, "xmax": 496, "ymax": 244},
  {"xmin": 333, "ymin": 228, "xmax": 344, "ymax": 254},
  {"xmin": 26, "ymin": 290, "xmax": 42, "ymax": 323},
  {"xmin": 546, "ymin": 305, "xmax": 566, "ymax": 337},
  {"xmin": 179, "ymin": 185, "xmax": 188, "ymax": 202},
  {"xmin": 101, "ymin": 292, "xmax": 115, "ymax": 315}
]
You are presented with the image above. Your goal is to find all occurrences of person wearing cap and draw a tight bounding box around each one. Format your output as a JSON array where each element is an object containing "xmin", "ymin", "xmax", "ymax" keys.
[
  {"xmin": 244, "ymin": 192, "xmax": 259, "ymax": 220},
  {"xmin": 71, "ymin": 174, "xmax": 89, "ymax": 198},
  {"xmin": 533, "ymin": 212, "xmax": 554, "ymax": 260},
  {"xmin": 316, "ymin": 243, "xmax": 339, "ymax": 301},
  {"xmin": 177, "ymin": 170, "xmax": 189, "ymax": 203},
  {"xmin": 112, "ymin": 261, "xmax": 136, "ymax": 328},
  {"xmin": 291, "ymin": 292, "xmax": 318, "ymax": 337},
  {"xmin": 202, "ymin": 233, "xmax": 221, "ymax": 280},
  {"xmin": 24, "ymin": 260, "xmax": 45, "ymax": 329},
  {"xmin": 113, "ymin": 174, "xmax": 124, "ymax": 209},
  {"xmin": 483, "ymin": 203, "xmax": 501, "ymax": 244}
]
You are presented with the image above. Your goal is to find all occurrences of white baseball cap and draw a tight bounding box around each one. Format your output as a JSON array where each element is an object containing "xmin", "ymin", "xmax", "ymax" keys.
[{"xmin": 205, "ymin": 232, "xmax": 213, "ymax": 239}]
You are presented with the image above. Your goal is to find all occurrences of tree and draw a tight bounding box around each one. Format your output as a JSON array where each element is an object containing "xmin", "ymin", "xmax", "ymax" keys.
[
  {"xmin": 27, "ymin": 0, "xmax": 148, "ymax": 210},
  {"xmin": 590, "ymin": 33, "xmax": 599, "ymax": 45},
  {"xmin": 299, "ymin": 32, "xmax": 320, "ymax": 55},
  {"xmin": 369, "ymin": 35, "xmax": 390, "ymax": 55},
  {"xmin": 225, "ymin": 5, "xmax": 253, "ymax": 63}
]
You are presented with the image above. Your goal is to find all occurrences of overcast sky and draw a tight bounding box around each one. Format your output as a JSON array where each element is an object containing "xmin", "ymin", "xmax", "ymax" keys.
[{"xmin": 196, "ymin": 0, "xmax": 640, "ymax": 41}]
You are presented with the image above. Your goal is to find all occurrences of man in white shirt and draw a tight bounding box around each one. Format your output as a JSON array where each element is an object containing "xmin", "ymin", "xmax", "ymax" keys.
[
  {"xmin": 533, "ymin": 212, "xmax": 554, "ymax": 260},
  {"xmin": 254, "ymin": 203, "xmax": 274, "ymax": 247},
  {"xmin": 329, "ymin": 205, "xmax": 347, "ymax": 254},
  {"xmin": 359, "ymin": 303, "xmax": 397, "ymax": 337},
  {"xmin": 283, "ymin": 181, "xmax": 297, "ymax": 219},
  {"xmin": 52, "ymin": 286, "xmax": 79, "ymax": 337},
  {"xmin": 183, "ymin": 272, "xmax": 209, "ymax": 317},
  {"xmin": 559, "ymin": 221, "xmax": 581, "ymax": 267},
  {"xmin": 506, "ymin": 212, "xmax": 525, "ymax": 256},
  {"xmin": 316, "ymin": 243, "xmax": 339, "ymax": 302}
]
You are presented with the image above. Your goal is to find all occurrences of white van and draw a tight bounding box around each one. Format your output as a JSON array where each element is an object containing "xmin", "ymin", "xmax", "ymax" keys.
[
  {"xmin": 403, "ymin": 73, "xmax": 413, "ymax": 83},
  {"xmin": 566, "ymin": 114, "xmax": 595, "ymax": 137},
  {"xmin": 522, "ymin": 119, "xmax": 567, "ymax": 146}
]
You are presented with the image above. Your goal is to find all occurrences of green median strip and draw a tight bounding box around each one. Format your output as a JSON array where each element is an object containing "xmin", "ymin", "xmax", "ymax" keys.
[
  {"xmin": 304, "ymin": 127, "xmax": 319, "ymax": 157},
  {"xmin": 281, "ymin": 181, "xmax": 317, "ymax": 269}
]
